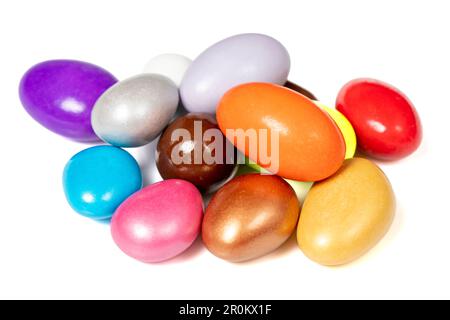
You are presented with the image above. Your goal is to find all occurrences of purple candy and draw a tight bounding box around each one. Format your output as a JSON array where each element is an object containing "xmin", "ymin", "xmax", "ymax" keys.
[{"xmin": 19, "ymin": 60, "xmax": 117, "ymax": 142}]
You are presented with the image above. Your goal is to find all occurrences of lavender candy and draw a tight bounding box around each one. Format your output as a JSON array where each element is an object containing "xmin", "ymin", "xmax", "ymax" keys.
[
  {"xmin": 19, "ymin": 60, "xmax": 117, "ymax": 142},
  {"xmin": 180, "ymin": 33, "xmax": 291, "ymax": 114}
]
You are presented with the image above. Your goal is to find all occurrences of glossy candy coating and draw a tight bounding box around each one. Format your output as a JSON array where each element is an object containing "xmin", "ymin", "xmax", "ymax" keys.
[
  {"xmin": 217, "ymin": 83, "xmax": 346, "ymax": 181},
  {"xmin": 143, "ymin": 53, "xmax": 192, "ymax": 87},
  {"xmin": 316, "ymin": 102, "xmax": 357, "ymax": 159},
  {"xmin": 63, "ymin": 146, "xmax": 142, "ymax": 220},
  {"xmin": 202, "ymin": 174, "xmax": 300, "ymax": 262},
  {"xmin": 336, "ymin": 78, "xmax": 422, "ymax": 160},
  {"xmin": 19, "ymin": 60, "xmax": 117, "ymax": 142},
  {"xmin": 111, "ymin": 179, "xmax": 203, "ymax": 263},
  {"xmin": 92, "ymin": 74, "xmax": 179, "ymax": 147},
  {"xmin": 297, "ymin": 158, "xmax": 395, "ymax": 266},
  {"xmin": 156, "ymin": 113, "xmax": 235, "ymax": 191},
  {"xmin": 180, "ymin": 33, "xmax": 290, "ymax": 114}
]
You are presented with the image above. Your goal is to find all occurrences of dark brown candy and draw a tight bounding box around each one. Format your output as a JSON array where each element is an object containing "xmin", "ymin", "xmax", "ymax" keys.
[
  {"xmin": 156, "ymin": 113, "xmax": 235, "ymax": 191},
  {"xmin": 285, "ymin": 81, "xmax": 317, "ymax": 100}
]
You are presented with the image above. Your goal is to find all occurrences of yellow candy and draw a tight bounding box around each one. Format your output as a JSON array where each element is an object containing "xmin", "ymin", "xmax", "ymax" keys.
[
  {"xmin": 297, "ymin": 158, "xmax": 395, "ymax": 266},
  {"xmin": 315, "ymin": 102, "xmax": 357, "ymax": 159}
]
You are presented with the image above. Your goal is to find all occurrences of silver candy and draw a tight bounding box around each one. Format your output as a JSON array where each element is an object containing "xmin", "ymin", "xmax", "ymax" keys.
[{"xmin": 92, "ymin": 74, "xmax": 179, "ymax": 147}]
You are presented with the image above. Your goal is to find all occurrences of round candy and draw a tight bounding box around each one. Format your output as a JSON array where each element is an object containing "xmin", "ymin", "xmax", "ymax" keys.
[
  {"xmin": 285, "ymin": 81, "xmax": 317, "ymax": 100},
  {"xmin": 316, "ymin": 102, "xmax": 357, "ymax": 159},
  {"xmin": 92, "ymin": 74, "xmax": 179, "ymax": 147},
  {"xmin": 19, "ymin": 60, "xmax": 117, "ymax": 142},
  {"xmin": 111, "ymin": 179, "xmax": 203, "ymax": 263},
  {"xmin": 336, "ymin": 78, "xmax": 422, "ymax": 160},
  {"xmin": 156, "ymin": 113, "xmax": 235, "ymax": 191},
  {"xmin": 180, "ymin": 33, "xmax": 290, "ymax": 114},
  {"xmin": 143, "ymin": 53, "xmax": 192, "ymax": 87},
  {"xmin": 63, "ymin": 146, "xmax": 142, "ymax": 220},
  {"xmin": 203, "ymin": 174, "xmax": 300, "ymax": 262},
  {"xmin": 297, "ymin": 158, "xmax": 395, "ymax": 266},
  {"xmin": 217, "ymin": 83, "xmax": 346, "ymax": 182}
]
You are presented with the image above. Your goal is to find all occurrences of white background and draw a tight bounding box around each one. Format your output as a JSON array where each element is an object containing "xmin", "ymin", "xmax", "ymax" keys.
[{"xmin": 0, "ymin": 0, "xmax": 448, "ymax": 300}]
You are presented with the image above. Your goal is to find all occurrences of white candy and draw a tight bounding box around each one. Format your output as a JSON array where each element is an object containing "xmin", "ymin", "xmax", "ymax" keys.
[{"xmin": 143, "ymin": 54, "xmax": 192, "ymax": 87}]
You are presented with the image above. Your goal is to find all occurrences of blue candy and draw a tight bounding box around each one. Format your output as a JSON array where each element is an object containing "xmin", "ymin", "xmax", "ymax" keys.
[{"xmin": 63, "ymin": 146, "xmax": 142, "ymax": 220}]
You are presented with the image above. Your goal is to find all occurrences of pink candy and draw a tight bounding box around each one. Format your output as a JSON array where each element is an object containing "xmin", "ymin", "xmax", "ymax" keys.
[{"xmin": 111, "ymin": 179, "xmax": 203, "ymax": 263}]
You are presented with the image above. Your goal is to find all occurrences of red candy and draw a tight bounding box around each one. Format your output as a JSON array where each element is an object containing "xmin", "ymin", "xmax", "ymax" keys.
[{"xmin": 336, "ymin": 78, "xmax": 422, "ymax": 161}]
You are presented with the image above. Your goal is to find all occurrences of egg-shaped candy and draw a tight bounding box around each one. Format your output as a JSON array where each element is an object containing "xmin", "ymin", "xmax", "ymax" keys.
[
  {"xmin": 19, "ymin": 60, "xmax": 117, "ymax": 142},
  {"xmin": 202, "ymin": 174, "xmax": 300, "ymax": 262},
  {"xmin": 156, "ymin": 113, "xmax": 235, "ymax": 191},
  {"xmin": 143, "ymin": 53, "xmax": 192, "ymax": 87},
  {"xmin": 297, "ymin": 157, "xmax": 396, "ymax": 266},
  {"xmin": 336, "ymin": 78, "xmax": 422, "ymax": 160},
  {"xmin": 180, "ymin": 33, "xmax": 290, "ymax": 114},
  {"xmin": 111, "ymin": 179, "xmax": 203, "ymax": 263},
  {"xmin": 316, "ymin": 102, "xmax": 357, "ymax": 159},
  {"xmin": 285, "ymin": 81, "xmax": 317, "ymax": 100},
  {"xmin": 217, "ymin": 83, "xmax": 346, "ymax": 182},
  {"xmin": 92, "ymin": 74, "xmax": 179, "ymax": 147},
  {"xmin": 63, "ymin": 146, "xmax": 142, "ymax": 220}
]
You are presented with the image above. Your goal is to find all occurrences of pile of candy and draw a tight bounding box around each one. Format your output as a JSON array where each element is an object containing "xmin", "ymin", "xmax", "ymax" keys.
[{"xmin": 19, "ymin": 33, "xmax": 422, "ymax": 266}]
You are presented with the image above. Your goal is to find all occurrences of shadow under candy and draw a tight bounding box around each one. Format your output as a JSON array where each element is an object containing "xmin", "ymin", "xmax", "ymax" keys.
[{"xmin": 95, "ymin": 217, "xmax": 112, "ymax": 225}]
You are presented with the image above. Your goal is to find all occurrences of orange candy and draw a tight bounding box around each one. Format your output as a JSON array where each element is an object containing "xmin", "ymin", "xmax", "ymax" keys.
[{"xmin": 217, "ymin": 83, "xmax": 345, "ymax": 181}]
